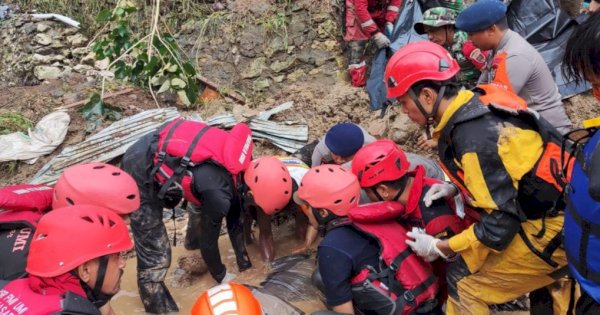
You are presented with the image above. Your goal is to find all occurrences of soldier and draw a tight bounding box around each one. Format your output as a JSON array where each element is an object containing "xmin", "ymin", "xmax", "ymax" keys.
[{"xmin": 414, "ymin": 7, "xmax": 488, "ymax": 89}]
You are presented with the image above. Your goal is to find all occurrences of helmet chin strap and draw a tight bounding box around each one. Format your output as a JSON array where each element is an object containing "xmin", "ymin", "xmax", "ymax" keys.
[
  {"xmin": 408, "ymin": 85, "xmax": 446, "ymax": 140},
  {"xmin": 80, "ymin": 255, "xmax": 115, "ymax": 308}
]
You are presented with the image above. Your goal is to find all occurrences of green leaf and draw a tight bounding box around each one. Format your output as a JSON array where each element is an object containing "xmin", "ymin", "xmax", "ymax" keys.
[
  {"xmin": 117, "ymin": 24, "xmax": 128, "ymax": 37},
  {"xmin": 144, "ymin": 56, "xmax": 159, "ymax": 73},
  {"xmin": 185, "ymin": 85, "xmax": 199, "ymax": 106},
  {"xmin": 96, "ymin": 9, "xmax": 112, "ymax": 22},
  {"xmin": 158, "ymin": 79, "xmax": 171, "ymax": 93},
  {"xmin": 79, "ymin": 93, "xmax": 123, "ymax": 132},
  {"xmin": 124, "ymin": 6, "xmax": 137, "ymax": 13},
  {"xmin": 171, "ymin": 78, "xmax": 186, "ymax": 89},
  {"xmin": 183, "ymin": 62, "xmax": 196, "ymax": 76},
  {"xmin": 115, "ymin": 7, "xmax": 125, "ymax": 17}
]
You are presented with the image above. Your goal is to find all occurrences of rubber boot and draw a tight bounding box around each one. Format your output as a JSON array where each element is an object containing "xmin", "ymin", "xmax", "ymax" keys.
[{"xmin": 348, "ymin": 62, "xmax": 367, "ymax": 87}]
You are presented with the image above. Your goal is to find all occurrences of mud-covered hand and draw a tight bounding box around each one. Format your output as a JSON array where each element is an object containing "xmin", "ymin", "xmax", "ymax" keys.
[
  {"xmin": 406, "ymin": 228, "xmax": 443, "ymax": 262},
  {"xmin": 423, "ymin": 182, "xmax": 458, "ymax": 207},
  {"xmin": 384, "ymin": 22, "xmax": 394, "ymax": 37},
  {"xmin": 373, "ymin": 32, "xmax": 391, "ymax": 48}
]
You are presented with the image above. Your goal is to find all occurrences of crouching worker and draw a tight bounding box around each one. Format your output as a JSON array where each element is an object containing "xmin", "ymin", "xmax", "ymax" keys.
[
  {"xmin": 384, "ymin": 41, "xmax": 569, "ymax": 315},
  {"xmin": 0, "ymin": 205, "xmax": 133, "ymax": 314},
  {"xmin": 294, "ymin": 165, "xmax": 438, "ymax": 315},
  {"xmin": 351, "ymin": 139, "xmax": 475, "ymax": 301},
  {"xmin": 242, "ymin": 156, "xmax": 310, "ymax": 262},
  {"xmin": 121, "ymin": 118, "xmax": 254, "ymax": 314},
  {"xmin": 0, "ymin": 162, "xmax": 139, "ymax": 282}
]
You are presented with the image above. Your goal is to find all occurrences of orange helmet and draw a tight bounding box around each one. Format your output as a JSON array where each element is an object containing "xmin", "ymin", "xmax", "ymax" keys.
[
  {"xmin": 244, "ymin": 157, "xmax": 292, "ymax": 215},
  {"xmin": 53, "ymin": 162, "xmax": 140, "ymax": 215},
  {"xmin": 26, "ymin": 205, "xmax": 133, "ymax": 277},
  {"xmin": 191, "ymin": 282, "xmax": 263, "ymax": 315},
  {"xmin": 296, "ymin": 164, "xmax": 360, "ymax": 217},
  {"xmin": 351, "ymin": 139, "xmax": 411, "ymax": 188}
]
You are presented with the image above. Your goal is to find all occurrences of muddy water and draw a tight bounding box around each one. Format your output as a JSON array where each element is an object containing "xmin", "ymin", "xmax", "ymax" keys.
[{"xmin": 111, "ymin": 221, "xmax": 325, "ymax": 314}]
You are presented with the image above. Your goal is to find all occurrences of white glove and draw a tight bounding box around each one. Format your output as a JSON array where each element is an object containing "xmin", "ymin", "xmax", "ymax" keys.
[
  {"xmin": 384, "ymin": 22, "xmax": 394, "ymax": 37},
  {"xmin": 423, "ymin": 182, "xmax": 458, "ymax": 207},
  {"xmin": 373, "ymin": 32, "xmax": 391, "ymax": 49},
  {"xmin": 406, "ymin": 227, "xmax": 445, "ymax": 262}
]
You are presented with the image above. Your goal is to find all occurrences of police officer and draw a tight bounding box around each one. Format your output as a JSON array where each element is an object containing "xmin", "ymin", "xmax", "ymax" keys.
[{"xmin": 455, "ymin": 0, "xmax": 572, "ymax": 134}]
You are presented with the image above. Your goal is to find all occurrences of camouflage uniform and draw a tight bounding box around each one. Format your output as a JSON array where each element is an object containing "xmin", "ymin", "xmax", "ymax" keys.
[
  {"xmin": 414, "ymin": 7, "xmax": 485, "ymax": 88},
  {"xmin": 438, "ymin": 0, "xmax": 464, "ymax": 12}
]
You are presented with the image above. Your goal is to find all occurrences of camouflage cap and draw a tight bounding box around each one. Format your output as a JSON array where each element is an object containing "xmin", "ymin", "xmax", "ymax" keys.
[{"xmin": 414, "ymin": 7, "xmax": 457, "ymax": 35}]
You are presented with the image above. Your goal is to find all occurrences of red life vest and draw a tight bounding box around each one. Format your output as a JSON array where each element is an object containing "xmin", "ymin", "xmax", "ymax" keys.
[
  {"xmin": 0, "ymin": 278, "xmax": 100, "ymax": 315},
  {"xmin": 347, "ymin": 202, "xmax": 438, "ymax": 315},
  {"xmin": 0, "ymin": 184, "xmax": 53, "ymax": 213},
  {"xmin": 0, "ymin": 211, "xmax": 41, "ymax": 281},
  {"xmin": 152, "ymin": 119, "xmax": 253, "ymax": 205}
]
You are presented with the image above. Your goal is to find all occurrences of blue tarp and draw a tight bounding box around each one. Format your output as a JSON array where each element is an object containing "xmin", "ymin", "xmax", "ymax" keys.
[{"xmin": 367, "ymin": 0, "xmax": 590, "ymax": 111}]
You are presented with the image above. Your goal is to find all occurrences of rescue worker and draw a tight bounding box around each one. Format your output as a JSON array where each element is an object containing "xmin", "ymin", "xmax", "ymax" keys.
[
  {"xmin": 191, "ymin": 282, "xmax": 263, "ymax": 315},
  {"xmin": 344, "ymin": 0, "xmax": 401, "ymax": 87},
  {"xmin": 455, "ymin": 0, "xmax": 572, "ymax": 134},
  {"xmin": 307, "ymin": 122, "xmax": 446, "ymax": 179},
  {"xmin": 0, "ymin": 162, "xmax": 139, "ymax": 282},
  {"xmin": 121, "ymin": 118, "xmax": 254, "ymax": 313},
  {"xmin": 384, "ymin": 41, "xmax": 568, "ymax": 315},
  {"xmin": 242, "ymin": 156, "xmax": 310, "ymax": 262},
  {"xmin": 294, "ymin": 164, "xmax": 439, "ymax": 314},
  {"xmin": 0, "ymin": 205, "xmax": 132, "ymax": 314},
  {"xmin": 413, "ymin": 7, "xmax": 488, "ymax": 89},
  {"xmin": 561, "ymin": 11, "xmax": 600, "ymax": 314},
  {"xmin": 351, "ymin": 139, "xmax": 472, "ymax": 302}
]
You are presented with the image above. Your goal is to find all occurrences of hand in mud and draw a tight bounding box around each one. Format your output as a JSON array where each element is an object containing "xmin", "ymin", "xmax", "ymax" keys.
[{"xmin": 418, "ymin": 133, "xmax": 438, "ymax": 150}]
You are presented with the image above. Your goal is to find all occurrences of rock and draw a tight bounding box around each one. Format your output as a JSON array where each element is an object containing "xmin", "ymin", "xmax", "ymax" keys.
[
  {"xmin": 322, "ymin": 40, "xmax": 338, "ymax": 52},
  {"xmin": 317, "ymin": 20, "xmax": 336, "ymax": 39},
  {"xmin": 73, "ymin": 64, "xmax": 94, "ymax": 72},
  {"xmin": 14, "ymin": 19, "xmax": 24, "ymax": 27},
  {"xmin": 21, "ymin": 23, "xmax": 36, "ymax": 34},
  {"xmin": 240, "ymin": 57, "xmax": 266, "ymax": 79},
  {"xmin": 312, "ymin": 49, "xmax": 332, "ymax": 66},
  {"xmin": 32, "ymin": 54, "xmax": 64, "ymax": 64},
  {"xmin": 312, "ymin": 13, "xmax": 330, "ymax": 23},
  {"xmin": 239, "ymin": 25, "xmax": 266, "ymax": 58},
  {"xmin": 270, "ymin": 57, "xmax": 296, "ymax": 73},
  {"xmin": 32, "ymin": 54, "xmax": 51, "ymax": 64},
  {"xmin": 71, "ymin": 47, "xmax": 88, "ymax": 56},
  {"xmin": 287, "ymin": 69, "xmax": 306, "ymax": 82},
  {"xmin": 94, "ymin": 58, "xmax": 110, "ymax": 70},
  {"xmin": 264, "ymin": 37, "xmax": 286, "ymax": 58},
  {"xmin": 309, "ymin": 68, "xmax": 322, "ymax": 75},
  {"xmin": 34, "ymin": 33, "xmax": 52, "ymax": 46},
  {"xmin": 51, "ymin": 90, "xmax": 64, "ymax": 98},
  {"xmin": 34, "ymin": 66, "xmax": 61, "ymax": 80},
  {"xmin": 36, "ymin": 23, "xmax": 50, "ymax": 32},
  {"xmin": 61, "ymin": 27, "xmax": 79, "ymax": 36},
  {"xmin": 50, "ymin": 39, "xmax": 65, "ymax": 49},
  {"xmin": 272, "ymin": 75, "xmax": 285, "ymax": 83},
  {"xmin": 81, "ymin": 52, "xmax": 96, "ymax": 65},
  {"xmin": 67, "ymin": 34, "xmax": 88, "ymax": 47},
  {"xmin": 253, "ymin": 78, "xmax": 271, "ymax": 91}
]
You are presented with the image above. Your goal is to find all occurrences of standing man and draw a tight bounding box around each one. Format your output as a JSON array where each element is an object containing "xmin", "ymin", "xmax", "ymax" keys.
[
  {"xmin": 455, "ymin": 0, "xmax": 572, "ymax": 134},
  {"xmin": 344, "ymin": 0, "xmax": 401, "ymax": 87},
  {"xmin": 121, "ymin": 118, "xmax": 253, "ymax": 314}
]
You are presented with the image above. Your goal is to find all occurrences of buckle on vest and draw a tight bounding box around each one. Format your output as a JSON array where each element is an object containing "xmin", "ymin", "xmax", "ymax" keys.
[
  {"xmin": 179, "ymin": 156, "xmax": 191, "ymax": 168},
  {"xmin": 403, "ymin": 291, "xmax": 415, "ymax": 304},
  {"xmin": 157, "ymin": 151, "xmax": 166, "ymax": 162}
]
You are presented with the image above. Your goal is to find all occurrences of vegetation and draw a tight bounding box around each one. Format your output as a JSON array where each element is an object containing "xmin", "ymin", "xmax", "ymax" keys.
[{"xmin": 0, "ymin": 112, "xmax": 33, "ymax": 135}]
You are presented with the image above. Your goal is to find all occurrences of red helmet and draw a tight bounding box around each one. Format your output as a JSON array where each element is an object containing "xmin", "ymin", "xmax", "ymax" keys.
[
  {"xmin": 53, "ymin": 162, "xmax": 140, "ymax": 215},
  {"xmin": 351, "ymin": 139, "xmax": 411, "ymax": 187},
  {"xmin": 26, "ymin": 205, "xmax": 133, "ymax": 277},
  {"xmin": 244, "ymin": 156, "xmax": 292, "ymax": 215},
  {"xmin": 192, "ymin": 282, "xmax": 263, "ymax": 315},
  {"xmin": 296, "ymin": 164, "xmax": 360, "ymax": 216},
  {"xmin": 384, "ymin": 41, "xmax": 460, "ymax": 98}
]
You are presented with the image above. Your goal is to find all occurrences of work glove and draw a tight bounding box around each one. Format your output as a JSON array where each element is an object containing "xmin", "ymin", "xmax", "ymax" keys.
[
  {"xmin": 406, "ymin": 227, "xmax": 446, "ymax": 262},
  {"xmin": 406, "ymin": 228, "xmax": 441, "ymax": 262},
  {"xmin": 423, "ymin": 182, "xmax": 458, "ymax": 207},
  {"xmin": 373, "ymin": 32, "xmax": 391, "ymax": 49},
  {"xmin": 384, "ymin": 22, "xmax": 394, "ymax": 37}
]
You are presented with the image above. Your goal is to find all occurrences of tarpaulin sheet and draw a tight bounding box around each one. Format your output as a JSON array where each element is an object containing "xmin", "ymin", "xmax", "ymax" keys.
[{"xmin": 368, "ymin": 0, "xmax": 589, "ymax": 111}]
